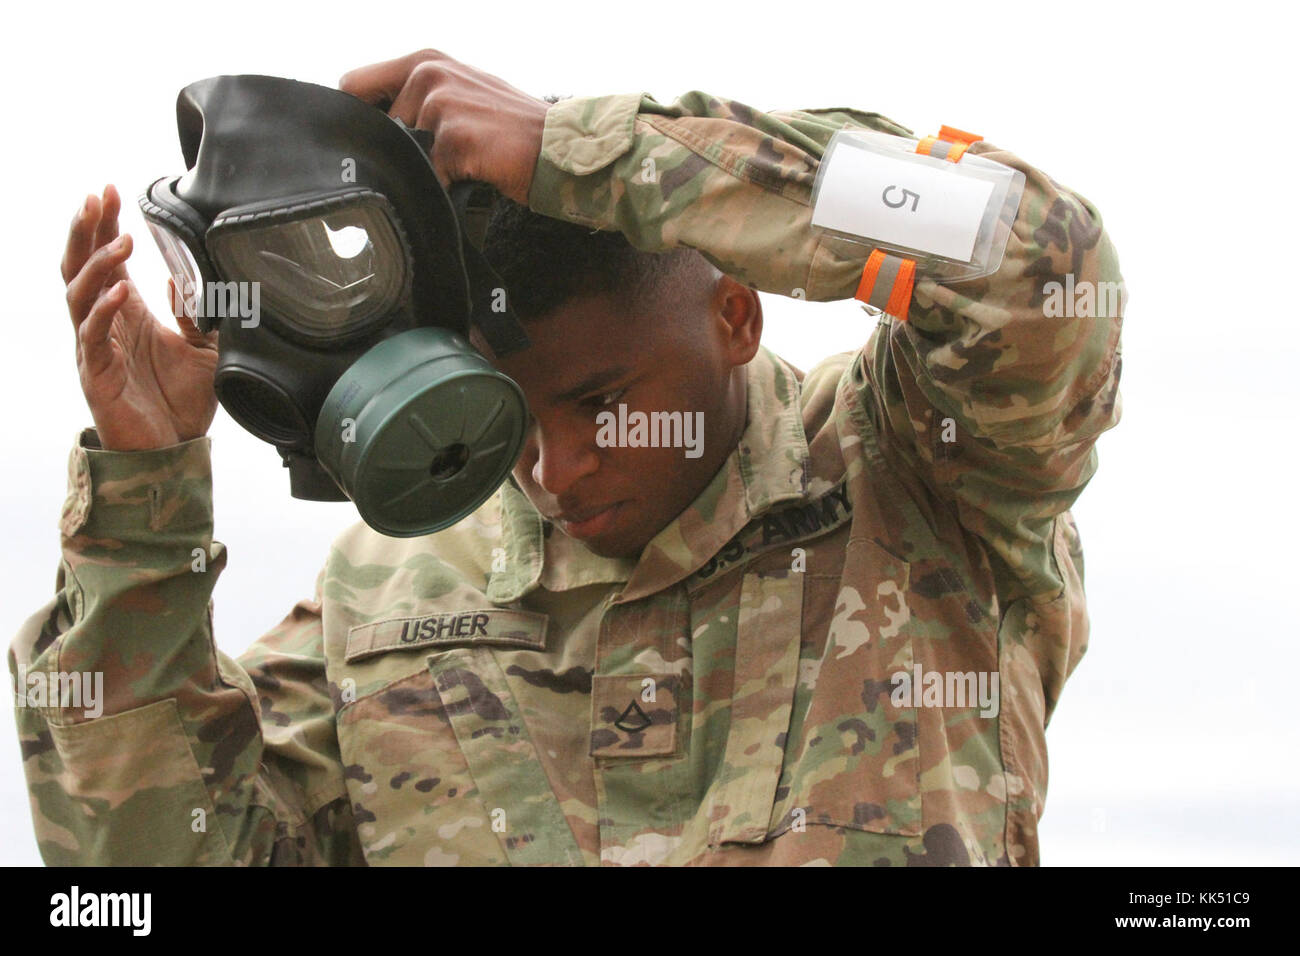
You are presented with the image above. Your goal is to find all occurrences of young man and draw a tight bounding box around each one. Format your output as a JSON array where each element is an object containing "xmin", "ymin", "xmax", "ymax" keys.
[{"xmin": 12, "ymin": 50, "xmax": 1122, "ymax": 865}]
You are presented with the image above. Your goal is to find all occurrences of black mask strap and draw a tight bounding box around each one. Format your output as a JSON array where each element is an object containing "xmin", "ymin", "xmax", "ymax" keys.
[
  {"xmin": 398, "ymin": 125, "xmax": 531, "ymax": 357},
  {"xmin": 447, "ymin": 180, "xmax": 532, "ymax": 357}
]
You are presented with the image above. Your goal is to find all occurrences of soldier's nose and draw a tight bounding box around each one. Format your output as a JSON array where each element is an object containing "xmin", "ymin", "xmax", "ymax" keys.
[{"xmin": 529, "ymin": 425, "xmax": 600, "ymax": 499}]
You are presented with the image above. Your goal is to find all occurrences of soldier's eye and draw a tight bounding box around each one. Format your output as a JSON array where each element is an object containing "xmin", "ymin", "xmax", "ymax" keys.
[{"xmin": 584, "ymin": 387, "xmax": 627, "ymax": 408}]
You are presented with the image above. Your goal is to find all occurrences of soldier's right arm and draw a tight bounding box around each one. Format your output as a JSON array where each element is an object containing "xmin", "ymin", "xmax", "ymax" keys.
[
  {"xmin": 9, "ymin": 186, "xmax": 363, "ymax": 864},
  {"xmin": 9, "ymin": 429, "xmax": 364, "ymax": 865}
]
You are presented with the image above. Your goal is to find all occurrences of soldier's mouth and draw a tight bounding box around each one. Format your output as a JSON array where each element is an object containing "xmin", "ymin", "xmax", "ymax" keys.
[{"xmin": 555, "ymin": 501, "xmax": 627, "ymax": 539}]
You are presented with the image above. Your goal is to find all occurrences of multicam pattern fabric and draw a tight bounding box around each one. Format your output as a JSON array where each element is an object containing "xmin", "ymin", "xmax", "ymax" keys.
[{"xmin": 10, "ymin": 89, "xmax": 1122, "ymax": 865}]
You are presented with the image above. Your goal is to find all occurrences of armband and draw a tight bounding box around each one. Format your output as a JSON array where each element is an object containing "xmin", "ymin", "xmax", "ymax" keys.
[{"xmin": 810, "ymin": 124, "xmax": 1025, "ymax": 319}]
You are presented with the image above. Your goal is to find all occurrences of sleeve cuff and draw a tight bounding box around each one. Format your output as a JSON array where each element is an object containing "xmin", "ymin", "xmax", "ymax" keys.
[
  {"xmin": 528, "ymin": 92, "xmax": 647, "ymax": 219},
  {"xmin": 61, "ymin": 428, "xmax": 215, "ymax": 539}
]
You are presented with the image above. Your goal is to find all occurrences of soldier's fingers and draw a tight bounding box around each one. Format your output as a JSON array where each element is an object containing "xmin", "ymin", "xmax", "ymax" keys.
[
  {"xmin": 97, "ymin": 186, "xmax": 131, "ymax": 285},
  {"xmin": 79, "ymin": 280, "xmax": 128, "ymax": 375},
  {"xmin": 339, "ymin": 48, "xmax": 447, "ymax": 113},
  {"xmin": 65, "ymin": 234, "xmax": 133, "ymax": 327},
  {"xmin": 93, "ymin": 185, "xmax": 122, "ymax": 255},
  {"xmin": 388, "ymin": 59, "xmax": 449, "ymax": 129},
  {"xmin": 61, "ymin": 193, "xmax": 100, "ymax": 285}
]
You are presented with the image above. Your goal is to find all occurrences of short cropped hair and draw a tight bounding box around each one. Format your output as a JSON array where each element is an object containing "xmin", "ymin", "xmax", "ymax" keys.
[{"xmin": 480, "ymin": 197, "xmax": 706, "ymax": 321}]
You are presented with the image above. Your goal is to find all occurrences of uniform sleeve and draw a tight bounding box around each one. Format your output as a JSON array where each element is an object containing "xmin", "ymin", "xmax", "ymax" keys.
[
  {"xmin": 528, "ymin": 91, "xmax": 1124, "ymax": 598},
  {"xmin": 8, "ymin": 430, "xmax": 364, "ymax": 865}
]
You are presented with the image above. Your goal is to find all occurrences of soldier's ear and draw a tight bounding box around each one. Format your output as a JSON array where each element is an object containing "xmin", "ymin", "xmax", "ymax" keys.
[{"xmin": 711, "ymin": 273, "xmax": 762, "ymax": 367}]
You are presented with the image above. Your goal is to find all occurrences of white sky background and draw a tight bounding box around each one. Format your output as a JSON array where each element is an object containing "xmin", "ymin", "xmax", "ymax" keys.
[{"xmin": 1, "ymin": 0, "xmax": 1295, "ymax": 866}]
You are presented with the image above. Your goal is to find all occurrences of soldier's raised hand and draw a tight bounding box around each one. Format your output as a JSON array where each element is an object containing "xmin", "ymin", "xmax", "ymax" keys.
[
  {"xmin": 62, "ymin": 185, "xmax": 219, "ymax": 452},
  {"xmin": 339, "ymin": 49, "xmax": 548, "ymax": 205}
]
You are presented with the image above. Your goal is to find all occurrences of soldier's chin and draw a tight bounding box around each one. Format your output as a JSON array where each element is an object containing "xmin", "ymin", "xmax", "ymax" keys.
[
  {"xmin": 594, "ymin": 537, "xmax": 646, "ymax": 560},
  {"xmin": 573, "ymin": 516, "xmax": 652, "ymax": 560},
  {"xmin": 571, "ymin": 527, "xmax": 643, "ymax": 560}
]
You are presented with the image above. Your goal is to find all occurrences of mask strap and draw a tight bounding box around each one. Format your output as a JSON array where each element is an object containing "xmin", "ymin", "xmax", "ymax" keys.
[
  {"xmin": 399, "ymin": 123, "xmax": 531, "ymax": 356},
  {"xmin": 448, "ymin": 180, "xmax": 532, "ymax": 356}
]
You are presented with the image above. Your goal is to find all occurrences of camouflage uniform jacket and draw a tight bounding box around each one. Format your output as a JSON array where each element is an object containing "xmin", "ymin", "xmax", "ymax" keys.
[{"xmin": 11, "ymin": 90, "xmax": 1123, "ymax": 866}]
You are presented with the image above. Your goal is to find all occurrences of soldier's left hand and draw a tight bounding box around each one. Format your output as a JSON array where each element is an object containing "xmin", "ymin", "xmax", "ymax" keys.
[{"xmin": 339, "ymin": 49, "xmax": 549, "ymax": 205}]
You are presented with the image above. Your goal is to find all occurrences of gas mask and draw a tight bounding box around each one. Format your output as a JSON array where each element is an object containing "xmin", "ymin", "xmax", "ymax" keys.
[{"xmin": 139, "ymin": 75, "xmax": 530, "ymax": 537}]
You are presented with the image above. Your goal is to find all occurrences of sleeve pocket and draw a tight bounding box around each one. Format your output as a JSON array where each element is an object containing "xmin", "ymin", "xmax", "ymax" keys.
[{"xmin": 43, "ymin": 698, "xmax": 233, "ymax": 865}]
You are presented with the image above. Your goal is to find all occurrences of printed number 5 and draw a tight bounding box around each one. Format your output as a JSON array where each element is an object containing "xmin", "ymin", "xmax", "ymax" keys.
[{"xmin": 882, "ymin": 185, "xmax": 920, "ymax": 212}]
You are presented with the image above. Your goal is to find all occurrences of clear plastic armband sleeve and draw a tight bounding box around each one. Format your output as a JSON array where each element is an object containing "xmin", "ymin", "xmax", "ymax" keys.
[{"xmin": 810, "ymin": 129, "xmax": 1025, "ymax": 282}]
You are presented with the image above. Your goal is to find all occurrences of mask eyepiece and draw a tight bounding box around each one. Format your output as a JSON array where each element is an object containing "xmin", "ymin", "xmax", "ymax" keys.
[
  {"xmin": 139, "ymin": 177, "xmax": 221, "ymax": 333},
  {"xmin": 207, "ymin": 190, "xmax": 412, "ymax": 347}
]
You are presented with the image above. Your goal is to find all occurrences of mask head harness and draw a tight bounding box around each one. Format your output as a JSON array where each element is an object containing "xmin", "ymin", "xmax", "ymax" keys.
[{"xmin": 140, "ymin": 74, "xmax": 531, "ymax": 537}]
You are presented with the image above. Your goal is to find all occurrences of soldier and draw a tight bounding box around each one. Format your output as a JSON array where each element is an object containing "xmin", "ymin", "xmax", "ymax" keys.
[{"xmin": 11, "ymin": 49, "xmax": 1122, "ymax": 865}]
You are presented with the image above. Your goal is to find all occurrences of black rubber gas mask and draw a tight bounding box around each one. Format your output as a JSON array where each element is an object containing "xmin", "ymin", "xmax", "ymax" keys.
[{"xmin": 140, "ymin": 75, "xmax": 530, "ymax": 537}]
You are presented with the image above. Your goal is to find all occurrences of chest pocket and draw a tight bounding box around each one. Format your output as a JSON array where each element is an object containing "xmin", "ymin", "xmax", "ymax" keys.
[
  {"xmin": 708, "ymin": 540, "xmax": 922, "ymax": 847},
  {"xmin": 426, "ymin": 647, "xmax": 584, "ymax": 865},
  {"xmin": 336, "ymin": 605, "xmax": 584, "ymax": 866}
]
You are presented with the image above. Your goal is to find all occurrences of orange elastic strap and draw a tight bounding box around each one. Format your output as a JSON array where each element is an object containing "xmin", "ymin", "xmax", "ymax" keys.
[
  {"xmin": 946, "ymin": 140, "xmax": 973, "ymax": 162},
  {"xmin": 854, "ymin": 250, "xmax": 916, "ymax": 320},
  {"xmin": 883, "ymin": 257, "xmax": 916, "ymax": 317},
  {"xmin": 854, "ymin": 250, "xmax": 887, "ymax": 302},
  {"xmin": 938, "ymin": 124, "xmax": 981, "ymax": 146},
  {"xmin": 917, "ymin": 126, "xmax": 982, "ymax": 163}
]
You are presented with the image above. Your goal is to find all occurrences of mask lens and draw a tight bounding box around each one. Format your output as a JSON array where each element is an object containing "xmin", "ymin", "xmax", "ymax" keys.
[
  {"xmin": 208, "ymin": 198, "xmax": 407, "ymax": 342},
  {"xmin": 145, "ymin": 220, "xmax": 204, "ymax": 325}
]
